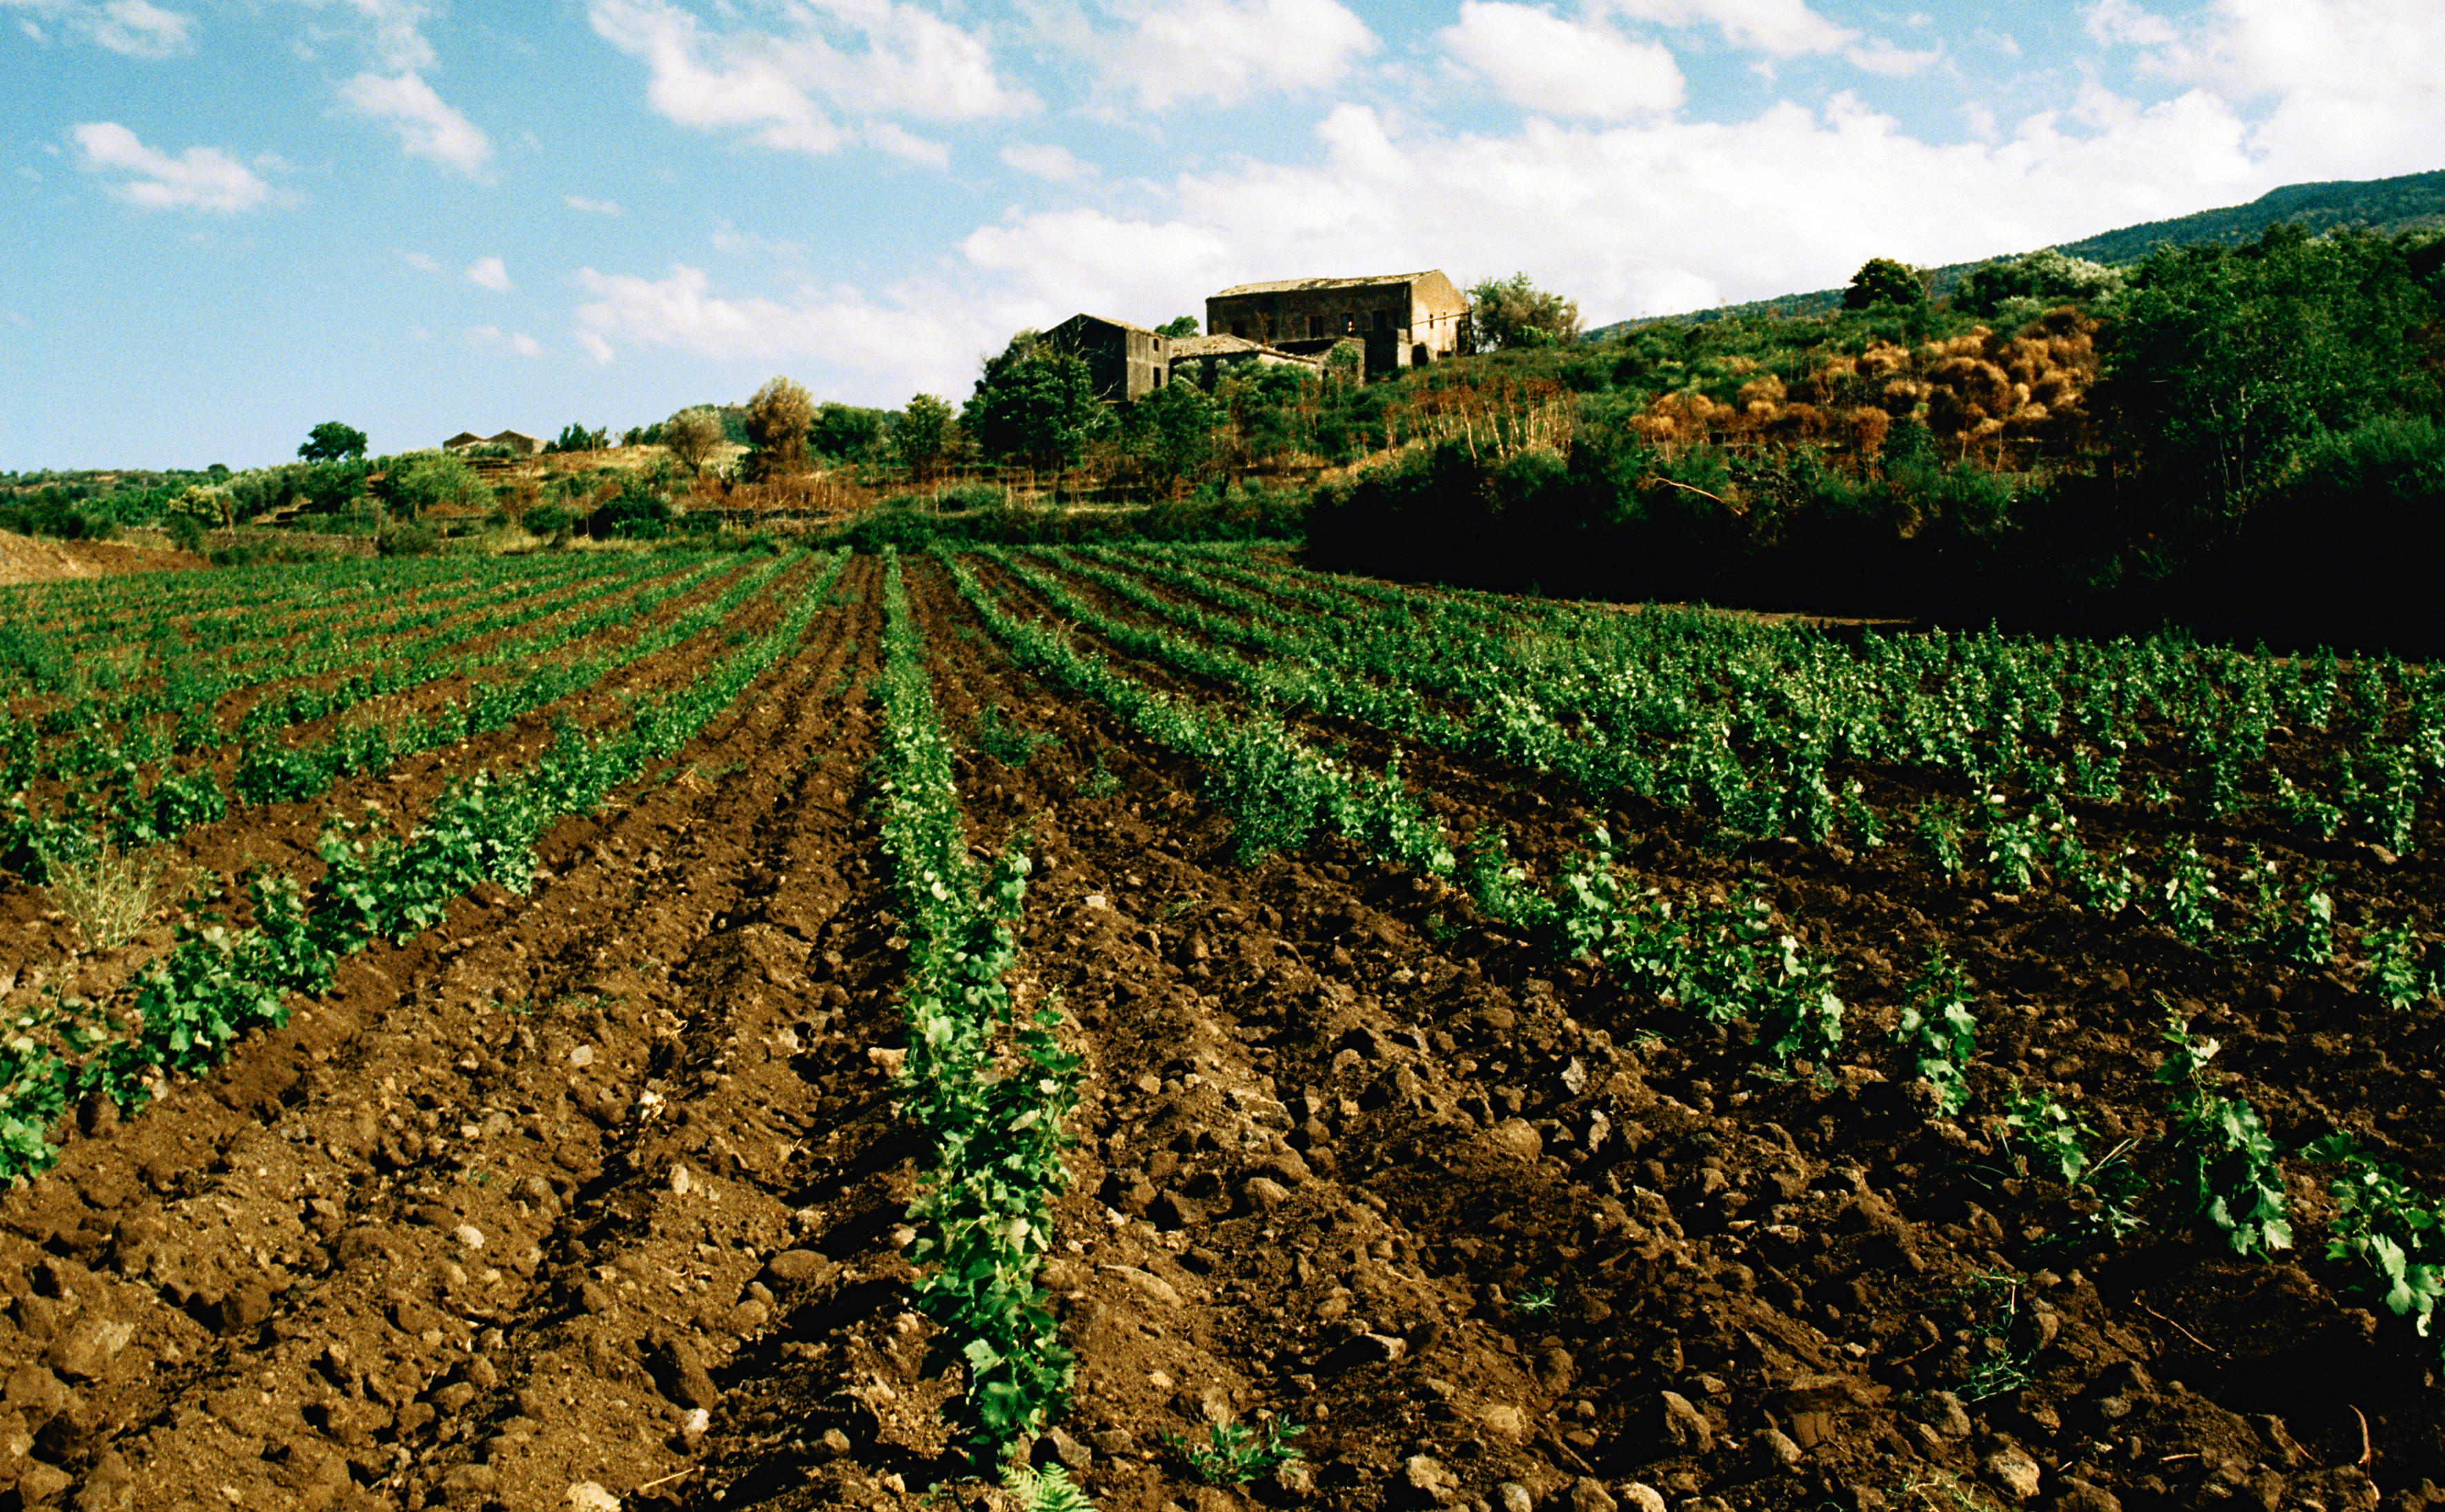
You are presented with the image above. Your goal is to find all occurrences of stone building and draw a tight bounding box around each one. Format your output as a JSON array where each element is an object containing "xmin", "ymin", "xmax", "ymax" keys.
[
  {"xmin": 1204, "ymin": 271, "xmax": 1471, "ymax": 377},
  {"xmin": 1045, "ymin": 313, "xmax": 1171, "ymax": 403},
  {"xmin": 442, "ymin": 429, "xmax": 540, "ymax": 455},
  {"xmin": 1165, "ymin": 333, "xmax": 1320, "ymax": 389}
]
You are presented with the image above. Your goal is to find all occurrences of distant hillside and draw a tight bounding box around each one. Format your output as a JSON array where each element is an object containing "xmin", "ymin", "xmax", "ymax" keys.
[{"xmin": 1589, "ymin": 166, "xmax": 2445, "ymax": 336}]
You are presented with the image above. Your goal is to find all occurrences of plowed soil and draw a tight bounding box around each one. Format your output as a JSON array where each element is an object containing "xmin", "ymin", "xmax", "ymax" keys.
[{"xmin": 1, "ymin": 549, "xmax": 2439, "ymax": 1512}]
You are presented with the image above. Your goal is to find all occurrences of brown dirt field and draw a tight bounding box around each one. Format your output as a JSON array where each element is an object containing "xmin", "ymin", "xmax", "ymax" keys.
[
  {"xmin": 0, "ymin": 549, "xmax": 2439, "ymax": 1512},
  {"xmin": 0, "ymin": 531, "xmax": 203, "ymax": 587}
]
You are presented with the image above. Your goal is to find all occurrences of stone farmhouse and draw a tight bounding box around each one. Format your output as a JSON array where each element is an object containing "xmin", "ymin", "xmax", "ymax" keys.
[
  {"xmin": 1047, "ymin": 268, "xmax": 1470, "ymax": 404},
  {"xmin": 442, "ymin": 429, "xmax": 540, "ymax": 455},
  {"xmin": 1206, "ymin": 271, "xmax": 1471, "ymax": 374}
]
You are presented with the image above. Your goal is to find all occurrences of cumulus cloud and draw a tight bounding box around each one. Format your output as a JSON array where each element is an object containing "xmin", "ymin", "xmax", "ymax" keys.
[
  {"xmin": 587, "ymin": 0, "xmax": 1034, "ymax": 160},
  {"xmin": 1102, "ymin": 0, "xmax": 1378, "ymax": 110},
  {"xmin": 2155, "ymin": 0, "xmax": 2445, "ymax": 177},
  {"xmin": 338, "ymin": 70, "xmax": 494, "ymax": 176},
  {"xmin": 7, "ymin": 0, "xmax": 196, "ymax": 57},
  {"xmin": 1602, "ymin": 0, "xmax": 1852, "ymax": 56},
  {"xmin": 573, "ymin": 262, "xmax": 1013, "ymax": 396},
  {"xmin": 1440, "ymin": 3, "xmax": 1684, "ymax": 121},
  {"xmin": 70, "ymin": 121, "xmax": 276, "ymax": 213},
  {"xmin": 566, "ymin": 194, "xmax": 623, "ymax": 215},
  {"xmin": 466, "ymin": 255, "xmax": 511, "ymax": 291}
]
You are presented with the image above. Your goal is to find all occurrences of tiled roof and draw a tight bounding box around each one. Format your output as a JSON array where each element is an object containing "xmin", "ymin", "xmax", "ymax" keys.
[
  {"xmin": 1051, "ymin": 311, "xmax": 1162, "ymax": 337},
  {"xmin": 1210, "ymin": 272, "xmax": 1439, "ymax": 297}
]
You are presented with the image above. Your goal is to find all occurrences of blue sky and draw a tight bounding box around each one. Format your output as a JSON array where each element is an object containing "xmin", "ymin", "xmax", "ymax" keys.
[{"xmin": 7, "ymin": 0, "xmax": 2440, "ymax": 470}]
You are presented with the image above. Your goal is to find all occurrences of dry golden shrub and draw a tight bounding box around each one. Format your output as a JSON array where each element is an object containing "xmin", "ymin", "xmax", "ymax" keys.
[
  {"xmin": 1881, "ymin": 377, "xmax": 1931, "ymax": 415},
  {"xmin": 1845, "ymin": 406, "xmax": 1892, "ymax": 455},
  {"xmin": 1736, "ymin": 375, "xmax": 1787, "ymax": 408},
  {"xmin": 1856, "ymin": 342, "xmax": 1911, "ymax": 377}
]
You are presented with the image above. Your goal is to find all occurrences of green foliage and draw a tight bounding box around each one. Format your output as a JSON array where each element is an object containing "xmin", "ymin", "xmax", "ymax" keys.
[
  {"xmin": 2308, "ymin": 1133, "xmax": 2445, "ymax": 1350},
  {"xmin": 378, "ymin": 453, "xmax": 489, "ymax": 520},
  {"xmin": 1897, "ymin": 948, "xmax": 1977, "ymax": 1116},
  {"xmin": 2157, "ymin": 1007, "xmax": 2291, "ymax": 1258},
  {"xmin": 1999, "ymin": 1085, "xmax": 2143, "ymax": 1240},
  {"xmin": 742, "ymin": 375, "xmax": 816, "ymax": 480},
  {"xmin": 2160, "ymin": 845, "xmax": 2220, "ymax": 945},
  {"xmin": 2364, "ymin": 923, "xmax": 2442, "ymax": 1010},
  {"xmin": 2102, "ymin": 226, "xmax": 2441, "ymax": 517},
  {"xmin": 876, "ymin": 553, "xmax": 1079, "ymax": 1464},
  {"xmin": 1954, "ymin": 250, "xmax": 2123, "ymax": 317},
  {"xmin": 965, "ymin": 332, "xmax": 1108, "ymax": 474},
  {"xmin": 971, "ymin": 705, "xmax": 1059, "ymax": 768},
  {"xmin": 1156, "ymin": 315, "xmax": 1201, "ymax": 338},
  {"xmin": 1001, "ymin": 1459, "xmax": 1097, "ymax": 1512},
  {"xmin": 299, "ymin": 421, "xmax": 369, "ymax": 464},
  {"xmin": 1844, "ymin": 257, "xmax": 1925, "ymax": 310},
  {"xmin": 1468, "ymin": 272, "xmax": 1582, "ymax": 351},
  {"xmin": 132, "ymin": 926, "xmax": 293, "ymax": 1074},
  {"xmin": 1166, "ymin": 1417, "xmax": 1304, "ymax": 1486},
  {"xmin": 662, "ymin": 406, "xmax": 727, "ymax": 473},
  {"xmin": 1124, "ymin": 380, "xmax": 1224, "ymax": 491},
  {"xmin": 894, "ymin": 393, "xmax": 959, "ymax": 480},
  {"xmin": 546, "ymin": 422, "xmax": 609, "ymax": 453}
]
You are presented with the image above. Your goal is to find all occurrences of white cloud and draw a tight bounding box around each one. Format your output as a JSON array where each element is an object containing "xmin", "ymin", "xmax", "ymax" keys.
[
  {"xmin": 283, "ymin": 0, "xmax": 441, "ymax": 71},
  {"xmin": 951, "ymin": 92, "xmax": 2272, "ymax": 338},
  {"xmin": 4, "ymin": 0, "xmax": 195, "ymax": 57},
  {"xmin": 586, "ymin": 0, "xmax": 1034, "ymax": 161},
  {"xmin": 70, "ymin": 121, "xmax": 276, "ymax": 213},
  {"xmin": 1000, "ymin": 141, "xmax": 1097, "ymax": 184},
  {"xmin": 2083, "ymin": 0, "xmax": 2177, "ymax": 48},
  {"xmin": 1843, "ymin": 37, "xmax": 1941, "ymax": 77},
  {"xmin": 1104, "ymin": 0, "xmax": 1378, "ymax": 110},
  {"xmin": 91, "ymin": 0, "xmax": 193, "ymax": 55},
  {"xmin": 1441, "ymin": 3, "xmax": 1684, "ymax": 121},
  {"xmin": 468, "ymin": 324, "xmax": 542, "ymax": 357},
  {"xmin": 2090, "ymin": 0, "xmax": 2445, "ymax": 179},
  {"xmin": 467, "ymin": 255, "xmax": 511, "ymax": 291},
  {"xmin": 566, "ymin": 194, "xmax": 623, "ymax": 215},
  {"xmin": 402, "ymin": 249, "xmax": 442, "ymax": 272},
  {"xmin": 573, "ymin": 262, "xmax": 1006, "ymax": 397},
  {"xmin": 1602, "ymin": 0, "xmax": 1852, "ymax": 55},
  {"xmin": 339, "ymin": 70, "xmax": 493, "ymax": 176}
]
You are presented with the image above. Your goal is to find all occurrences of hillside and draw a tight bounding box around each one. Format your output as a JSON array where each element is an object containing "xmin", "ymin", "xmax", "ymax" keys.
[{"xmin": 1589, "ymin": 166, "xmax": 2445, "ymax": 335}]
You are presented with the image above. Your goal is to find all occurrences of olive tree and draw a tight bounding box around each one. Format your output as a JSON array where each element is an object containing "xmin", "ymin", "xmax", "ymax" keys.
[
  {"xmin": 661, "ymin": 406, "xmax": 726, "ymax": 473},
  {"xmin": 742, "ymin": 375, "xmax": 816, "ymax": 480}
]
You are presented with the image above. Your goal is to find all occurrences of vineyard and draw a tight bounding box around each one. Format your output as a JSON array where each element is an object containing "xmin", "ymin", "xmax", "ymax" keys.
[{"xmin": 0, "ymin": 541, "xmax": 2440, "ymax": 1512}]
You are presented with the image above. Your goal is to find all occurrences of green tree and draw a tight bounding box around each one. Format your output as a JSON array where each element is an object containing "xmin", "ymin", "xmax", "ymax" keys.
[
  {"xmin": 378, "ymin": 453, "xmax": 489, "ymax": 520},
  {"xmin": 661, "ymin": 406, "xmax": 726, "ymax": 474},
  {"xmin": 963, "ymin": 332, "xmax": 1108, "ymax": 476},
  {"xmin": 742, "ymin": 375, "xmax": 816, "ymax": 480},
  {"xmin": 1467, "ymin": 273, "xmax": 1582, "ymax": 351},
  {"xmin": 298, "ymin": 421, "xmax": 369, "ymax": 463},
  {"xmin": 1954, "ymin": 249, "xmax": 2122, "ymax": 317},
  {"xmin": 810, "ymin": 402, "xmax": 888, "ymax": 462},
  {"xmin": 547, "ymin": 422, "xmax": 608, "ymax": 453},
  {"xmin": 2101, "ymin": 225, "xmax": 2441, "ymax": 518},
  {"xmin": 1843, "ymin": 257, "xmax": 1925, "ymax": 311},
  {"xmin": 894, "ymin": 393, "xmax": 959, "ymax": 482},
  {"xmin": 1126, "ymin": 380, "xmax": 1222, "ymax": 492},
  {"xmin": 1157, "ymin": 315, "xmax": 1201, "ymax": 338}
]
